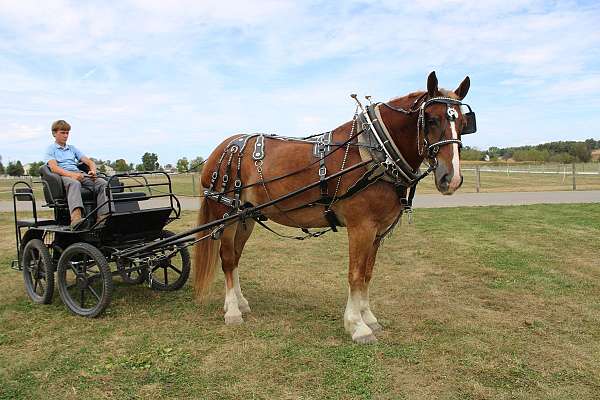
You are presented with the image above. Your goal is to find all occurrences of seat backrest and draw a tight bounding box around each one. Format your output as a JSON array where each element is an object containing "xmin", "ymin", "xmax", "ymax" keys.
[{"xmin": 39, "ymin": 164, "xmax": 65, "ymax": 204}]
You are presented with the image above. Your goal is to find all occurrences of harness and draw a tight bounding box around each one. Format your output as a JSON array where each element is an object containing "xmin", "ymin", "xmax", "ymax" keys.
[{"xmin": 204, "ymin": 94, "xmax": 477, "ymax": 239}]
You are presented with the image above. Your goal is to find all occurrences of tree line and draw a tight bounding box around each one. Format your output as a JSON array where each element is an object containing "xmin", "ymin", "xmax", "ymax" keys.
[
  {"xmin": 461, "ymin": 139, "xmax": 600, "ymax": 163},
  {"xmin": 0, "ymin": 153, "xmax": 204, "ymax": 177}
]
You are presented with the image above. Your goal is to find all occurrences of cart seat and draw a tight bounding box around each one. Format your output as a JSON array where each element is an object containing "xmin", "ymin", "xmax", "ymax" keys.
[{"xmin": 39, "ymin": 164, "xmax": 113, "ymax": 207}]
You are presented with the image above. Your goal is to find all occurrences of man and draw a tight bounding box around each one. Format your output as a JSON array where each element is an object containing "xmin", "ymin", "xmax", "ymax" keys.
[{"xmin": 44, "ymin": 120, "xmax": 109, "ymax": 227}]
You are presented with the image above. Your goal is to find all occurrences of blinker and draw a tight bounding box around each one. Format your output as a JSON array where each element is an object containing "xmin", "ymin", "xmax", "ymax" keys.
[
  {"xmin": 460, "ymin": 104, "xmax": 477, "ymax": 135},
  {"xmin": 462, "ymin": 111, "xmax": 477, "ymax": 134}
]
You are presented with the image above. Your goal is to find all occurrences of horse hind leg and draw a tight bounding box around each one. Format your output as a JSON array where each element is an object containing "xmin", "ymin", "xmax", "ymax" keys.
[
  {"xmin": 230, "ymin": 219, "xmax": 255, "ymax": 314},
  {"xmin": 221, "ymin": 220, "xmax": 255, "ymax": 324},
  {"xmin": 221, "ymin": 224, "xmax": 244, "ymax": 325}
]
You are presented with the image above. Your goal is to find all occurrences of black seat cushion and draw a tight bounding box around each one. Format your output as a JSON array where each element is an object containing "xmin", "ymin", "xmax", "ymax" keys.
[{"xmin": 40, "ymin": 164, "xmax": 104, "ymax": 205}]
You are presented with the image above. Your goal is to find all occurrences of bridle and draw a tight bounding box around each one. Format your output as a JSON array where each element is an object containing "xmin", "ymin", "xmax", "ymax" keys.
[{"xmin": 365, "ymin": 94, "xmax": 477, "ymax": 186}]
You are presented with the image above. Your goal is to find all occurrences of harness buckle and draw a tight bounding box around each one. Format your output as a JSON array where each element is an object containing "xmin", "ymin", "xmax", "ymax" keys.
[{"xmin": 318, "ymin": 166, "xmax": 327, "ymax": 177}]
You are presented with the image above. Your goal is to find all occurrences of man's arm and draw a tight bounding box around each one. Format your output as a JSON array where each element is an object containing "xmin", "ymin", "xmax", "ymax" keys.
[
  {"xmin": 80, "ymin": 156, "xmax": 97, "ymax": 178},
  {"xmin": 47, "ymin": 160, "xmax": 84, "ymax": 181}
]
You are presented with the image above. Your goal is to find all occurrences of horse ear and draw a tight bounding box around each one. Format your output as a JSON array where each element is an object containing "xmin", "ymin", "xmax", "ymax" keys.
[
  {"xmin": 454, "ymin": 76, "xmax": 470, "ymax": 100},
  {"xmin": 427, "ymin": 71, "xmax": 438, "ymax": 97}
]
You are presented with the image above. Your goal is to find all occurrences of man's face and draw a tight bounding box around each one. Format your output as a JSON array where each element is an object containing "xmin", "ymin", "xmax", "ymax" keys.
[{"xmin": 53, "ymin": 130, "xmax": 70, "ymax": 146}]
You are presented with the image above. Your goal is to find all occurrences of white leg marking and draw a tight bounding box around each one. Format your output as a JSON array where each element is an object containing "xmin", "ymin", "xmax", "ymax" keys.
[
  {"xmin": 224, "ymin": 282, "xmax": 243, "ymax": 325},
  {"xmin": 344, "ymin": 286, "xmax": 377, "ymax": 343},
  {"xmin": 361, "ymin": 287, "xmax": 382, "ymax": 332},
  {"xmin": 449, "ymin": 120, "xmax": 462, "ymax": 191},
  {"xmin": 232, "ymin": 269, "xmax": 250, "ymax": 313}
]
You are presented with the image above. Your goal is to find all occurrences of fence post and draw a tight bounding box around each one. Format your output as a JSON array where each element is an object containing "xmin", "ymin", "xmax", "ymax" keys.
[
  {"xmin": 572, "ymin": 163, "xmax": 576, "ymax": 191},
  {"xmin": 475, "ymin": 165, "xmax": 481, "ymax": 193},
  {"xmin": 191, "ymin": 173, "xmax": 196, "ymax": 195}
]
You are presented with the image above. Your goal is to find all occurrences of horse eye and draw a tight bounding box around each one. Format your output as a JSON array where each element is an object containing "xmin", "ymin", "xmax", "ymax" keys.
[{"xmin": 427, "ymin": 118, "xmax": 439, "ymax": 126}]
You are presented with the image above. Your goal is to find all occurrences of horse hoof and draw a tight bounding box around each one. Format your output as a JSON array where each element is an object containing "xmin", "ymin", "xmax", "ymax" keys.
[
  {"xmin": 353, "ymin": 334, "xmax": 378, "ymax": 344},
  {"xmin": 367, "ymin": 322, "xmax": 383, "ymax": 332},
  {"xmin": 225, "ymin": 314, "xmax": 244, "ymax": 325},
  {"xmin": 239, "ymin": 303, "xmax": 251, "ymax": 314}
]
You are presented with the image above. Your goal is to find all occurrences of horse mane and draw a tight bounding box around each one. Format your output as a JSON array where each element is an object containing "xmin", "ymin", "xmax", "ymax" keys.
[{"xmin": 388, "ymin": 88, "xmax": 458, "ymax": 109}]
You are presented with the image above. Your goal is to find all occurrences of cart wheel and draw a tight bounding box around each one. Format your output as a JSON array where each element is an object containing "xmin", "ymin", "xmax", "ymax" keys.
[
  {"xmin": 22, "ymin": 239, "xmax": 54, "ymax": 304},
  {"xmin": 57, "ymin": 243, "xmax": 113, "ymax": 318},
  {"xmin": 149, "ymin": 230, "xmax": 190, "ymax": 291},
  {"xmin": 116, "ymin": 258, "xmax": 148, "ymax": 284}
]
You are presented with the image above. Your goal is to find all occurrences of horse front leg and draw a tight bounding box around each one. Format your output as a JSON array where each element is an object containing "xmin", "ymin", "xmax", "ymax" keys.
[
  {"xmin": 344, "ymin": 225, "xmax": 379, "ymax": 344},
  {"xmin": 361, "ymin": 240, "xmax": 382, "ymax": 332}
]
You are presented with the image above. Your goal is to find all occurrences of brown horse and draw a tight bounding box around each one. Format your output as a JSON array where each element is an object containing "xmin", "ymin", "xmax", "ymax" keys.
[{"xmin": 194, "ymin": 72, "xmax": 473, "ymax": 343}]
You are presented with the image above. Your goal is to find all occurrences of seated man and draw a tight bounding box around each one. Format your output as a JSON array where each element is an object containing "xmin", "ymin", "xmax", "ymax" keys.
[{"xmin": 44, "ymin": 120, "xmax": 109, "ymax": 227}]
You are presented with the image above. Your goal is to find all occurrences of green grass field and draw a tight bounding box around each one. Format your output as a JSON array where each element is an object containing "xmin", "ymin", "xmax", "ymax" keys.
[{"xmin": 1, "ymin": 204, "xmax": 600, "ymax": 399}]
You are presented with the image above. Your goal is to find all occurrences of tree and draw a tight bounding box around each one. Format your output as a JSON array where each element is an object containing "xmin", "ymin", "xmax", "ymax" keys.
[
  {"xmin": 135, "ymin": 163, "xmax": 145, "ymax": 172},
  {"xmin": 190, "ymin": 156, "xmax": 204, "ymax": 173},
  {"xmin": 0, "ymin": 161, "xmax": 4, "ymax": 175},
  {"xmin": 114, "ymin": 159, "xmax": 129, "ymax": 172},
  {"xmin": 28, "ymin": 161, "xmax": 45, "ymax": 176},
  {"xmin": 176, "ymin": 157, "xmax": 189, "ymax": 173},
  {"xmin": 98, "ymin": 164, "xmax": 107, "ymax": 174},
  {"xmin": 141, "ymin": 152, "xmax": 159, "ymax": 171},
  {"xmin": 7, "ymin": 161, "xmax": 25, "ymax": 176}
]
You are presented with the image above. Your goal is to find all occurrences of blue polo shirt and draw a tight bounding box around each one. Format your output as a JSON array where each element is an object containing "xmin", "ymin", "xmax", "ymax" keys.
[{"xmin": 44, "ymin": 143, "xmax": 86, "ymax": 172}]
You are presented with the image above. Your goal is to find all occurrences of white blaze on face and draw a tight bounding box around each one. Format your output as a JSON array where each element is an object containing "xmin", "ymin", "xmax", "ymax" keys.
[{"xmin": 449, "ymin": 109, "xmax": 462, "ymax": 191}]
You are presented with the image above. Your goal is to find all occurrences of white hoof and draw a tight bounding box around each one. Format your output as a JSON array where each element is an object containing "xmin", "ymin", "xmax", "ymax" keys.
[
  {"xmin": 367, "ymin": 322, "xmax": 383, "ymax": 332},
  {"xmin": 353, "ymin": 333, "xmax": 378, "ymax": 344},
  {"xmin": 225, "ymin": 314, "xmax": 244, "ymax": 325},
  {"xmin": 239, "ymin": 303, "xmax": 251, "ymax": 314}
]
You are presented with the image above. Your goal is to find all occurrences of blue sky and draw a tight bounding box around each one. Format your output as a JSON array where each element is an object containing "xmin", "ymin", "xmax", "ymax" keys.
[{"xmin": 1, "ymin": 0, "xmax": 600, "ymax": 166}]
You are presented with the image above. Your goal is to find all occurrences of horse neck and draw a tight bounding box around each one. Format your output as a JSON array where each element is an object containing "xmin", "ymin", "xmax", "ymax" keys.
[{"xmin": 378, "ymin": 92, "xmax": 425, "ymax": 169}]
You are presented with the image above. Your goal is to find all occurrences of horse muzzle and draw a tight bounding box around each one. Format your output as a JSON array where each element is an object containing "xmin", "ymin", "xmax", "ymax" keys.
[{"xmin": 435, "ymin": 164, "xmax": 463, "ymax": 195}]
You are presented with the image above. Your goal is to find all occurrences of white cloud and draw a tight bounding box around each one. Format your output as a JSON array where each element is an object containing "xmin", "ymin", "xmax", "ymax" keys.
[{"xmin": 1, "ymin": 1, "xmax": 600, "ymax": 163}]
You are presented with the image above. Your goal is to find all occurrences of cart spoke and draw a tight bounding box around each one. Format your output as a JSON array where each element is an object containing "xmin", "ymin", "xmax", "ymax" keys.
[
  {"xmin": 168, "ymin": 265, "xmax": 182, "ymax": 274},
  {"xmin": 69, "ymin": 263, "xmax": 79, "ymax": 275},
  {"xmin": 163, "ymin": 267, "xmax": 168, "ymax": 285},
  {"xmin": 33, "ymin": 277, "xmax": 39, "ymax": 293},
  {"xmin": 67, "ymin": 283, "xmax": 78, "ymax": 290},
  {"xmin": 87, "ymin": 286, "xmax": 101, "ymax": 301},
  {"xmin": 80, "ymin": 289, "xmax": 86, "ymax": 307}
]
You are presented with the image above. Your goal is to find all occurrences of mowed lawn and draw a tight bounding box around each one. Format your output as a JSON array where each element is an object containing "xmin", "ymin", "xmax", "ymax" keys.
[{"xmin": 1, "ymin": 204, "xmax": 600, "ymax": 399}]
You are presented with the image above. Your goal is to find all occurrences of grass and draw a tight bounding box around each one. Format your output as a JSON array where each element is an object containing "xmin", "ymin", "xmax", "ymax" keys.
[{"xmin": 1, "ymin": 204, "xmax": 600, "ymax": 399}]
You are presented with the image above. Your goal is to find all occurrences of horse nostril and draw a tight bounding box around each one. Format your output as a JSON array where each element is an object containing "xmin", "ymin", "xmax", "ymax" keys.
[{"xmin": 442, "ymin": 173, "xmax": 451, "ymax": 184}]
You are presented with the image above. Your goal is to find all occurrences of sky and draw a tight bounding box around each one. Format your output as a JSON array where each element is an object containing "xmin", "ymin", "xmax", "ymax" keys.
[{"xmin": 1, "ymin": 0, "xmax": 600, "ymax": 166}]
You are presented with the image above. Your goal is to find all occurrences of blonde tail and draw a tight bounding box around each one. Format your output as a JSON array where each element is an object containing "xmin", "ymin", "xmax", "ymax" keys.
[{"xmin": 193, "ymin": 197, "xmax": 220, "ymax": 300}]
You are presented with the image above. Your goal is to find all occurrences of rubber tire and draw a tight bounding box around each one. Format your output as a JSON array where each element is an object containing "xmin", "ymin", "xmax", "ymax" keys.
[
  {"xmin": 57, "ymin": 242, "xmax": 113, "ymax": 318},
  {"xmin": 149, "ymin": 230, "xmax": 191, "ymax": 291},
  {"xmin": 22, "ymin": 239, "xmax": 54, "ymax": 304},
  {"xmin": 116, "ymin": 258, "xmax": 148, "ymax": 284}
]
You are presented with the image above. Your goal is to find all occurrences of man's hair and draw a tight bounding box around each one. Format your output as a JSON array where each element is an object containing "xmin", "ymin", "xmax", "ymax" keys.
[{"xmin": 51, "ymin": 120, "xmax": 71, "ymax": 132}]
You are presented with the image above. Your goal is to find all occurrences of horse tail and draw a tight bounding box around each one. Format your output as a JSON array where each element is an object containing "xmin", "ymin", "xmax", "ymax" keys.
[{"xmin": 193, "ymin": 196, "xmax": 220, "ymax": 301}]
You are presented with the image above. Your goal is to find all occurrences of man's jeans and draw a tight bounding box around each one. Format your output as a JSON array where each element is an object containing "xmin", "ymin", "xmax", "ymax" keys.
[{"xmin": 60, "ymin": 176, "xmax": 109, "ymax": 216}]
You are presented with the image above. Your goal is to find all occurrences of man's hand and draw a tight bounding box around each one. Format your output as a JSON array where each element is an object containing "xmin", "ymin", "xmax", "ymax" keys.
[
  {"xmin": 88, "ymin": 169, "xmax": 97, "ymax": 180},
  {"xmin": 70, "ymin": 172, "xmax": 85, "ymax": 182}
]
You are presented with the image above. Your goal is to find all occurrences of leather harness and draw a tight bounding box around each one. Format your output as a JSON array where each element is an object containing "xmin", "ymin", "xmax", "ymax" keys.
[{"xmin": 203, "ymin": 95, "xmax": 476, "ymax": 238}]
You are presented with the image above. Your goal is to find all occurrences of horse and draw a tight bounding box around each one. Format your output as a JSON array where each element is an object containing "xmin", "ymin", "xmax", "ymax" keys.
[{"xmin": 193, "ymin": 71, "xmax": 474, "ymax": 343}]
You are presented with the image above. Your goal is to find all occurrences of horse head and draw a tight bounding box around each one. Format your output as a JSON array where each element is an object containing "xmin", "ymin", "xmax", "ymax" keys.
[{"xmin": 423, "ymin": 71, "xmax": 472, "ymax": 195}]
